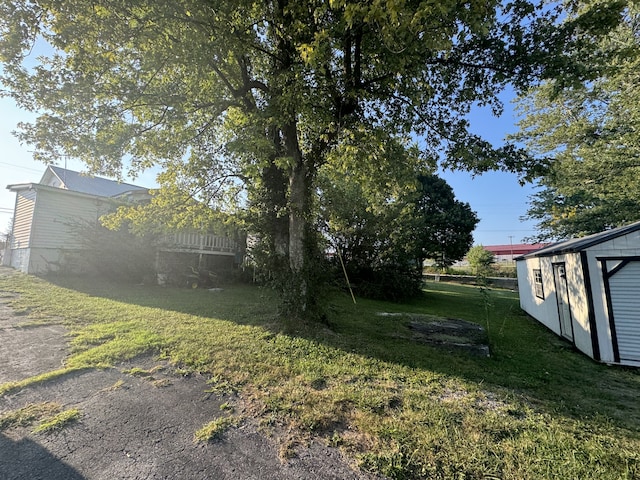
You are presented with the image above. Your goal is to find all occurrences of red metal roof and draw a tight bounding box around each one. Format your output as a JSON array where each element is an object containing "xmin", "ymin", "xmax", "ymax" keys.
[{"xmin": 483, "ymin": 244, "xmax": 549, "ymax": 256}]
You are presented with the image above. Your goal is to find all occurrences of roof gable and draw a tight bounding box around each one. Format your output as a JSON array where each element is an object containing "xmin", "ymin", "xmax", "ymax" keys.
[
  {"xmin": 521, "ymin": 220, "xmax": 640, "ymax": 259},
  {"xmin": 40, "ymin": 166, "xmax": 147, "ymax": 198}
]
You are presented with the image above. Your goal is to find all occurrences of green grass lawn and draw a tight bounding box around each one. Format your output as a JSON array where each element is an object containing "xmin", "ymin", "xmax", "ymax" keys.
[{"xmin": 1, "ymin": 272, "xmax": 639, "ymax": 479}]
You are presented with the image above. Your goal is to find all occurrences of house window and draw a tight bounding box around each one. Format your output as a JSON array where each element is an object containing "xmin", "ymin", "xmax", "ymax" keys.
[{"xmin": 533, "ymin": 269, "xmax": 544, "ymax": 299}]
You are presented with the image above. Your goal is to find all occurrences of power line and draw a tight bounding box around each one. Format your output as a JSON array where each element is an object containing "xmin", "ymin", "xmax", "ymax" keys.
[
  {"xmin": 474, "ymin": 228, "xmax": 537, "ymax": 233},
  {"xmin": 0, "ymin": 161, "xmax": 43, "ymax": 173}
]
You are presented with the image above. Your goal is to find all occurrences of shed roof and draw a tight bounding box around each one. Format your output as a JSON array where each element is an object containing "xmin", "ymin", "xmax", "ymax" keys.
[
  {"xmin": 41, "ymin": 165, "xmax": 147, "ymax": 198},
  {"xmin": 519, "ymin": 220, "xmax": 640, "ymax": 259}
]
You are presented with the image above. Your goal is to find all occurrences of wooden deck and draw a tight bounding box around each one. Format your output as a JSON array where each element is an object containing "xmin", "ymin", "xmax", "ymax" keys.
[{"xmin": 159, "ymin": 232, "xmax": 237, "ymax": 256}]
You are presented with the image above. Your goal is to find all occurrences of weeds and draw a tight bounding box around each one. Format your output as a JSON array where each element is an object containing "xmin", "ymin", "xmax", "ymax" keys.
[
  {"xmin": 1, "ymin": 272, "xmax": 640, "ymax": 479},
  {"xmin": 33, "ymin": 408, "xmax": 81, "ymax": 433},
  {"xmin": 193, "ymin": 416, "xmax": 239, "ymax": 442},
  {"xmin": 0, "ymin": 403, "xmax": 81, "ymax": 434},
  {"xmin": 0, "ymin": 403, "xmax": 61, "ymax": 430},
  {"xmin": 0, "ymin": 367, "xmax": 87, "ymax": 397}
]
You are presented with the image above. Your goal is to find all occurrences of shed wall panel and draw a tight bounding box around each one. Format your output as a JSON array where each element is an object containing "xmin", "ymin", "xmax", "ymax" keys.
[
  {"xmin": 562, "ymin": 253, "xmax": 592, "ymax": 356},
  {"xmin": 517, "ymin": 257, "xmax": 562, "ymax": 336},
  {"xmin": 518, "ymin": 253, "xmax": 592, "ymax": 357},
  {"xmin": 586, "ymin": 235, "xmax": 640, "ymax": 363},
  {"xmin": 608, "ymin": 261, "xmax": 640, "ymax": 363},
  {"xmin": 585, "ymin": 255, "xmax": 614, "ymax": 362}
]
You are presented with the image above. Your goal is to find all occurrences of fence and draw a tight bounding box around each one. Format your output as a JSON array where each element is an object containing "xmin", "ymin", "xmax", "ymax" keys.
[{"xmin": 424, "ymin": 273, "xmax": 518, "ymax": 290}]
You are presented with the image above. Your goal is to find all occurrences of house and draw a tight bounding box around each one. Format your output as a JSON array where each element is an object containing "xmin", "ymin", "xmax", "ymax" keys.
[
  {"xmin": 3, "ymin": 166, "xmax": 240, "ymax": 281},
  {"xmin": 516, "ymin": 221, "xmax": 640, "ymax": 367}
]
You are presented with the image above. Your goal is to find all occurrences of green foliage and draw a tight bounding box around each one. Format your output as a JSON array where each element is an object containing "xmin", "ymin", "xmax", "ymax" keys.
[
  {"xmin": 73, "ymin": 221, "xmax": 157, "ymax": 283},
  {"xmin": 318, "ymin": 136, "xmax": 424, "ymax": 300},
  {"xmin": 0, "ymin": 0, "xmax": 629, "ymax": 315},
  {"xmin": 467, "ymin": 245, "xmax": 495, "ymax": 275},
  {"xmin": 413, "ymin": 174, "xmax": 478, "ymax": 268},
  {"xmin": 318, "ymin": 144, "xmax": 475, "ymax": 300},
  {"xmin": 513, "ymin": 4, "xmax": 640, "ymax": 240}
]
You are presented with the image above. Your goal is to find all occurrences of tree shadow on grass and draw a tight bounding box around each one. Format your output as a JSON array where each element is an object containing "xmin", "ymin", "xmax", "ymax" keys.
[
  {"xmin": 43, "ymin": 275, "xmax": 640, "ymax": 433},
  {"xmin": 0, "ymin": 433, "xmax": 86, "ymax": 480}
]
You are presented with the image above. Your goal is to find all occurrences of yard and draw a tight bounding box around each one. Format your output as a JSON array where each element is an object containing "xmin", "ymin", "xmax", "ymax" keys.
[{"xmin": 1, "ymin": 271, "xmax": 639, "ymax": 479}]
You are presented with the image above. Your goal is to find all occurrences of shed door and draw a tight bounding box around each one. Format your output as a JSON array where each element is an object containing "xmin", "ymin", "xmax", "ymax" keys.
[
  {"xmin": 608, "ymin": 261, "xmax": 640, "ymax": 362},
  {"xmin": 554, "ymin": 263, "xmax": 573, "ymax": 341}
]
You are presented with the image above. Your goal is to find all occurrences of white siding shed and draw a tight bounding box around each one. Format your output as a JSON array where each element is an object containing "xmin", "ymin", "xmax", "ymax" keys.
[{"xmin": 516, "ymin": 221, "xmax": 640, "ymax": 367}]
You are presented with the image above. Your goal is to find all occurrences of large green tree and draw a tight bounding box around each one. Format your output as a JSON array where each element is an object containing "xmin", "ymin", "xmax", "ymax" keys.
[
  {"xmin": 513, "ymin": 3, "xmax": 640, "ymax": 241},
  {"xmin": 413, "ymin": 174, "xmax": 478, "ymax": 269},
  {"xmin": 0, "ymin": 0, "xmax": 627, "ymax": 316},
  {"xmin": 320, "ymin": 161, "xmax": 477, "ymax": 298}
]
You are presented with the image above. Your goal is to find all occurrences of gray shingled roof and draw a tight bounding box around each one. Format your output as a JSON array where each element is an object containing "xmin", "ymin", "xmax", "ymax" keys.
[
  {"xmin": 520, "ymin": 220, "xmax": 640, "ymax": 259},
  {"xmin": 46, "ymin": 166, "xmax": 147, "ymax": 198}
]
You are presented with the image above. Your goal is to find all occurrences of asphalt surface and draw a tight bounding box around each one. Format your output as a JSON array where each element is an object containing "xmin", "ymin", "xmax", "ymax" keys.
[{"xmin": 0, "ymin": 270, "xmax": 383, "ymax": 480}]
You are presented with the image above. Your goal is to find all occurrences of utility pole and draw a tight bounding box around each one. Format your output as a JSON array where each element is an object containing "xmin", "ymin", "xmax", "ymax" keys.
[{"xmin": 508, "ymin": 235, "xmax": 514, "ymax": 263}]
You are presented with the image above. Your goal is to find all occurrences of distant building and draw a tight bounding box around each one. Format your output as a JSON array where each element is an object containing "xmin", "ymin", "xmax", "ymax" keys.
[
  {"xmin": 450, "ymin": 243, "xmax": 548, "ymax": 267},
  {"xmin": 484, "ymin": 243, "xmax": 549, "ymax": 263}
]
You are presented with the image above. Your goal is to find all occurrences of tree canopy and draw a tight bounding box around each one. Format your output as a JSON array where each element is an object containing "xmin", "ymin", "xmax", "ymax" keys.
[
  {"xmin": 319, "ymin": 141, "xmax": 475, "ymax": 299},
  {"xmin": 413, "ymin": 174, "xmax": 478, "ymax": 269},
  {"xmin": 0, "ymin": 0, "xmax": 628, "ymax": 315},
  {"xmin": 512, "ymin": 3, "xmax": 640, "ymax": 241}
]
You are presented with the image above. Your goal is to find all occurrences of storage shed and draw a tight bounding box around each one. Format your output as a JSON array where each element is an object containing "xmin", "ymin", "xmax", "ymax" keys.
[{"xmin": 516, "ymin": 221, "xmax": 640, "ymax": 367}]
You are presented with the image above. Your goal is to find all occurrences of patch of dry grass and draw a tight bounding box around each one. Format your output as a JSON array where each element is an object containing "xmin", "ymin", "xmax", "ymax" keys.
[{"xmin": 1, "ymin": 271, "xmax": 639, "ymax": 479}]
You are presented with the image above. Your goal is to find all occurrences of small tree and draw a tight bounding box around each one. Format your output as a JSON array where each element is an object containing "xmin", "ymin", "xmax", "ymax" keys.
[{"xmin": 467, "ymin": 245, "xmax": 495, "ymax": 275}]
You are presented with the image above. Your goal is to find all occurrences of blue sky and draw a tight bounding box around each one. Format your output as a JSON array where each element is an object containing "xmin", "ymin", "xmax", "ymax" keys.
[{"xmin": 0, "ymin": 92, "xmax": 540, "ymax": 245}]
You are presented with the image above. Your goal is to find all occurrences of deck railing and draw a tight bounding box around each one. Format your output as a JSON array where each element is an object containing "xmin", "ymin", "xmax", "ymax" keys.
[{"xmin": 161, "ymin": 232, "xmax": 237, "ymax": 253}]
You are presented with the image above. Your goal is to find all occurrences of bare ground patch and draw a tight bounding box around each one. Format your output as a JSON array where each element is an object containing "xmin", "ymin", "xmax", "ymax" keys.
[{"xmin": 0, "ymin": 278, "xmax": 383, "ymax": 480}]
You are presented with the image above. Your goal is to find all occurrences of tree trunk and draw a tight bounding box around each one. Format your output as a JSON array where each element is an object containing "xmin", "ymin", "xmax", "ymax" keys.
[
  {"xmin": 283, "ymin": 121, "xmax": 311, "ymax": 315},
  {"xmin": 282, "ymin": 122, "xmax": 306, "ymax": 273},
  {"xmin": 288, "ymin": 160, "xmax": 306, "ymax": 272},
  {"xmin": 262, "ymin": 159, "xmax": 289, "ymax": 258}
]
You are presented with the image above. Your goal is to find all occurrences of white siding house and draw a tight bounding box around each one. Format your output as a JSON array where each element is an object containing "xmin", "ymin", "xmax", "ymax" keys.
[
  {"xmin": 516, "ymin": 221, "xmax": 640, "ymax": 367},
  {"xmin": 5, "ymin": 165, "xmax": 149, "ymax": 274},
  {"xmin": 6, "ymin": 184, "xmax": 115, "ymax": 273},
  {"xmin": 5, "ymin": 166, "xmax": 240, "ymax": 278}
]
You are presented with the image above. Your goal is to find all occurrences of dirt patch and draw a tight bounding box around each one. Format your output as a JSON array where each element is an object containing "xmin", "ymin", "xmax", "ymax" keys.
[
  {"xmin": 379, "ymin": 312, "xmax": 490, "ymax": 357},
  {"xmin": 0, "ymin": 273, "xmax": 384, "ymax": 480}
]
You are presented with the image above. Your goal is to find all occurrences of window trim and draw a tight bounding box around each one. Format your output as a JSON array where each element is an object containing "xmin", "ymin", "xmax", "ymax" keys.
[{"xmin": 533, "ymin": 269, "xmax": 544, "ymax": 299}]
